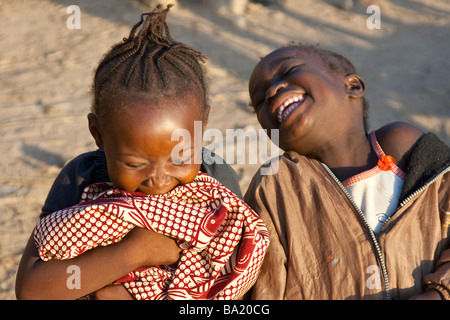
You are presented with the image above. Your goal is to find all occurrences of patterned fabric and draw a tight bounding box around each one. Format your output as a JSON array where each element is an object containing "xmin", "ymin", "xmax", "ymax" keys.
[{"xmin": 34, "ymin": 172, "xmax": 269, "ymax": 300}]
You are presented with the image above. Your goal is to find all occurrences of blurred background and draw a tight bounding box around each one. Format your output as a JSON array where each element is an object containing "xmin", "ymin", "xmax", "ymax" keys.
[{"xmin": 0, "ymin": 0, "xmax": 449, "ymax": 299}]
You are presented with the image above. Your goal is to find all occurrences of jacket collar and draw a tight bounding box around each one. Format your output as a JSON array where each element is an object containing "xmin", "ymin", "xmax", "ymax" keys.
[{"xmin": 400, "ymin": 132, "xmax": 450, "ymax": 203}]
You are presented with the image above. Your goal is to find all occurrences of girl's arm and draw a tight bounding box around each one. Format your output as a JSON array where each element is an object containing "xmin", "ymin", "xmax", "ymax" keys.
[{"xmin": 16, "ymin": 227, "xmax": 181, "ymax": 300}]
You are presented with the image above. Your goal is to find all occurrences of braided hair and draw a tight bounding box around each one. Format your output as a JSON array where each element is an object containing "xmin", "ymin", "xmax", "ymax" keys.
[{"xmin": 91, "ymin": 5, "xmax": 208, "ymax": 123}]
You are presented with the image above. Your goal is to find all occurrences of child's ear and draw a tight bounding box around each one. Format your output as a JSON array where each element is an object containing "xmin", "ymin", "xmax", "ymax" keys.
[
  {"xmin": 87, "ymin": 113, "xmax": 104, "ymax": 149},
  {"xmin": 345, "ymin": 74, "xmax": 366, "ymax": 98}
]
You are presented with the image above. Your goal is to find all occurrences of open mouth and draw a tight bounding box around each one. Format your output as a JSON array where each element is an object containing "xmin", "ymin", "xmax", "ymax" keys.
[{"xmin": 275, "ymin": 93, "xmax": 307, "ymax": 125}]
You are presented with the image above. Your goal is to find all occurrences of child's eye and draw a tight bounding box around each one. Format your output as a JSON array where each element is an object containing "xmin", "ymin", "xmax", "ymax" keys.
[
  {"xmin": 283, "ymin": 65, "xmax": 299, "ymax": 76},
  {"xmin": 282, "ymin": 63, "xmax": 304, "ymax": 77},
  {"xmin": 124, "ymin": 162, "xmax": 143, "ymax": 169}
]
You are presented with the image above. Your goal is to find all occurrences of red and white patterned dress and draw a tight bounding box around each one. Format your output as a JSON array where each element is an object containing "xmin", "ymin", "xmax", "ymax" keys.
[{"xmin": 34, "ymin": 172, "xmax": 270, "ymax": 300}]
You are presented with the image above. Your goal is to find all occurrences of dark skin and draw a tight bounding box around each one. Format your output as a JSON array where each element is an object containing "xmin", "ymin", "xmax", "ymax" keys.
[
  {"xmin": 249, "ymin": 46, "xmax": 423, "ymax": 179},
  {"xmin": 249, "ymin": 46, "xmax": 439, "ymax": 300},
  {"xmin": 16, "ymin": 92, "xmax": 210, "ymax": 299}
]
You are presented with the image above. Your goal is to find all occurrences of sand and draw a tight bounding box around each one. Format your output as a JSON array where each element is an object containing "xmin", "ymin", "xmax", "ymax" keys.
[{"xmin": 0, "ymin": 0, "xmax": 449, "ymax": 299}]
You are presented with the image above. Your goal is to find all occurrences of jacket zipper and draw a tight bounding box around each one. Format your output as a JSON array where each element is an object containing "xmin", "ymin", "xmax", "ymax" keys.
[
  {"xmin": 321, "ymin": 163, "xmax": 392, "ymax": 300},
  {"xmin": 380, "ymin": 165, "xmax": 450, "ymax": 228},
  {"xmin": 322, "ymin": 163, "xmax": 450, "ymax": 300}
]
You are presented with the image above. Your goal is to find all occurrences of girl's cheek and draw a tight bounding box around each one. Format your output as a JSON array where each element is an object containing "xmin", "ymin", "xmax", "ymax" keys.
[
  {"xmin": 179, "ymin": 165, "xmax": 201, "ymax": 185},
  {"xmin": 109, "ymin": 169, "xmax": 139, "ymax": 191}
]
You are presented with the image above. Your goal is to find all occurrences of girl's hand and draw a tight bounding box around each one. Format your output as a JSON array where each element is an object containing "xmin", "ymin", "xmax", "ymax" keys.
[
  {"xmin": 16, "ymin": 227, "xmax": 180, "ymax": 300},
  {"xmin": 90, "ymin": 229, "xmax": 181, "ymax": 300},
  {"xmin": 409, "ymin": 290, "xmax": 443, "ymax": 300},
  {"xmin": 120, "ymin": 227, "xmax": 182, "ymax": 267},
  {"xmin": 93, "ymin": 284, "xmax": 133, "ymax": 300}
]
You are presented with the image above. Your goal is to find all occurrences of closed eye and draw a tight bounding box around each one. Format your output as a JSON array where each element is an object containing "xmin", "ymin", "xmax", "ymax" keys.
[
  {"xmin": 283, "ymin": 64, "xmax": 304, "ymax": 77},
  {"xmin": 124, "ymin": 162, "xmax": 144, "ymax": 169}
]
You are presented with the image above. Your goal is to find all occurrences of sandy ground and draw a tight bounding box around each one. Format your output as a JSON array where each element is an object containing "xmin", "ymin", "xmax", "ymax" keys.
[{"xmin": 0, "ymin": 0, "xmax": 449, "ymax": 300}]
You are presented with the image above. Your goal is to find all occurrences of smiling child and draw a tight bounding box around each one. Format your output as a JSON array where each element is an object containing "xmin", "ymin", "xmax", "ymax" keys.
[
  {"xmin": 245, "ymin": 43, "xmax": 450, "ymax": 300},
  {"xmin": 16, "ymin": 5, "xmax": 268, "ymax": 300}
]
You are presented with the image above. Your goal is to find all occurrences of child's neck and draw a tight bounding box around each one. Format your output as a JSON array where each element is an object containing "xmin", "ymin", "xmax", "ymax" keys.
[{"xmin": 314, "ymin": 133, "xmax": 377, "ymax": 182}]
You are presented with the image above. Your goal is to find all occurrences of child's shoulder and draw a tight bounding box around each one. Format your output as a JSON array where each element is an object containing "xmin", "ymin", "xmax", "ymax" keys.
[{"xmin": 375, "ymin": 121, "xmax": 425, "ymax": 170}]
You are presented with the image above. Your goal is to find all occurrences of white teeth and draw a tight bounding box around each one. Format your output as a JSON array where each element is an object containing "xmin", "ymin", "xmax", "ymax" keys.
[{"xmin": 276, "ymin": 93, "xmax": 306, "ymax": 124}]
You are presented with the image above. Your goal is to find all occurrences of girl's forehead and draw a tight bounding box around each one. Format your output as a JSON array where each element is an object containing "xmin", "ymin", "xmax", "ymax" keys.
[
  {"xmin": 260, "ymin": 47, "xmax": 319, "ymax": 70},
  {"xmin": 250, "ymin": 47, "xmax": 320, "ymax": 86},
  {"xmin": 101, "ymin": 91, "xmax": 204, "ymax": 129},
  {"xmin": 107, "ymin": 90, "xmax": 202, "ymax": 111}
]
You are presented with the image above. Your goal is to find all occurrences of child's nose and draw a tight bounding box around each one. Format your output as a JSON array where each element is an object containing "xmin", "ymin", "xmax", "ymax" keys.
[
  {"xmin": 267, "ymin": 81, "xmax": 288, "ymax": 99},
  {"xmin": 141, "ymin": 168, "xmax": 171, "ymax": 193}
]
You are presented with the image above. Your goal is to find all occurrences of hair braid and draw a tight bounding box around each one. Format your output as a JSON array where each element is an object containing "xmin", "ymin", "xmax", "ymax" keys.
[
  {"xmin": 124, "ymin": 40, "xmax": 148, "ymax": 86},
  {"xmin": 91, "ymin": 4, "xmax": 208, "ymax": 122}
]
